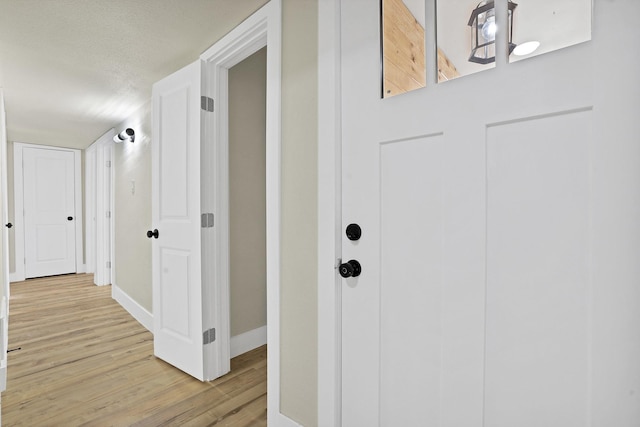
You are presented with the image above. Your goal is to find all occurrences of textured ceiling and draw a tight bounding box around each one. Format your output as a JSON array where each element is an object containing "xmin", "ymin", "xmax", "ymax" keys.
[{"xmin": 0, "ymin": 0, "xmax": 268, "ymax": 149}]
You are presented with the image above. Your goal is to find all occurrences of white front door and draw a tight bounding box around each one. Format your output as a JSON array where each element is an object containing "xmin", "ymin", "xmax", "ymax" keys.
[
  {"xmin": 340, "ymin": 1, "xmax": 640, "ymax": 426},
  {"xmin": 23, "ymin": 147, "xmax": 76, "ymax": 278},
  {"xmin": 152, "ymin": 61, "xmax": 209, "ymax": 381}
]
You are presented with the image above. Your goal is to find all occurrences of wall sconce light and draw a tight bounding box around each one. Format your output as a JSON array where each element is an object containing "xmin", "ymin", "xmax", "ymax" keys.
[
  {"xmin": 113, "ymin": 128, "xmax": 135, "ymax": 143},
  {"xmin": 468, "ymin": 0, "xmax": 517, "ymax": 64}
]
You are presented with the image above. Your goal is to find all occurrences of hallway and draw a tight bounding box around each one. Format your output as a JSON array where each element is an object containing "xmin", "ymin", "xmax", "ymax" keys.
[{"xmin": 2, "ymin": 274, "xmax": 266, "ymax": 426}]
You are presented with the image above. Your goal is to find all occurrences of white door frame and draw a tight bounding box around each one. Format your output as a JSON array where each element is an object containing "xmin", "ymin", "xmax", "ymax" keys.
[
  {"xmin": 0, "ymin": 90, "xmax": 10, "ymax": 391},
  {"xmin": 85, "ymin": 143, "xmax": 96, "ymax": 276},
  {"xmin": 84, "ymin": 129, "xmax": 114, "ymax": 286},
  {"xmin": 12, "ymin": 142, "xmax": 84, "ymax": 282},
  {"xmin": 199, "ymin": 1, "xmax": 288, "ymax": 424}
]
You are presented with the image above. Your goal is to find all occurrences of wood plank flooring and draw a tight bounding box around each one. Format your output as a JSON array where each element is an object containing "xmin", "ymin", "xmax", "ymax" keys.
[{"xmin": 2, "ymin": 274, "xmax": 267, "ymax": 426}]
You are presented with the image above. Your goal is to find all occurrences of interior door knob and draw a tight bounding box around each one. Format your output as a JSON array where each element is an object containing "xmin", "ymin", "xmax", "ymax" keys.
[
  {"xmin": 67, "ymin": 216, "xmax": 73, "ymax": 221},
  {"xmin": 146, "ymin": 229, "xmax": 159, "ymax": 239},
  {"xmin": 339, "ymin": 260, "xmax": 361, "ymax": 278},
  {"xmin": 5, "ymin": 223, "xmax": 12, "ymax": 228}
]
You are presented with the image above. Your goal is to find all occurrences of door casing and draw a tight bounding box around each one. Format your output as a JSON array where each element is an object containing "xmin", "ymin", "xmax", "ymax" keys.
[
  {"xmin": 85, "ymin": 129, "xmax": 114, "ymax": 286},
  {"xmin": 200, "ymin": 3, "xmax": 284, "ymax": 421},
  {"xmin": 0, "ymin": 90, "xmax": 10, "ymax": 391}
]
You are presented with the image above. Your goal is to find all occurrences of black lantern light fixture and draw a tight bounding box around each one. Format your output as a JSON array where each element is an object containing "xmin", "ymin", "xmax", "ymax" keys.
[{"xmin": 468, "ymin": 1, "xmax": 517, "ymax": 64}]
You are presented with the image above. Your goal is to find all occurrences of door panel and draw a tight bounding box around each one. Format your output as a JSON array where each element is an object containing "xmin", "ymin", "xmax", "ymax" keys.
[
  {"xmin": 485, "ymin": 110, "xmax": 591, "ymax": 426},
  {"xmin": 152, "ymin": 60, "xmax": 205, "ymax": 381},
  {"xmin": 23, "ymin": 148, "xmax": 76, "ymax": 278},
  {"xmin": 379, "ymin": 135, "xmax": 443, "ymax": 425},
  {"xmin": 340, "ymin": 1, "xmax": 640, "ymax": 426}
]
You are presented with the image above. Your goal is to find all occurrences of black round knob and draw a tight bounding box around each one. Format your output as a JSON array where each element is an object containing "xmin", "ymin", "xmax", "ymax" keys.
[
  {"xmin": 339, "ymin": 259, "xmax": 361, "ymax": 278},
  {"xmin": 67, "ymin": 216, "xmax": 73, "ymax": 221},
  {"xmin": 146, "ymin": 229, "xmax": 159, "ymax": 239},
  {"xmin": 5, "ymin": 223, "xmax": 12, "ymax": 229},
  {"xmin": 345, "ymin": 223, "xmax": 362, "ymax": 241}
]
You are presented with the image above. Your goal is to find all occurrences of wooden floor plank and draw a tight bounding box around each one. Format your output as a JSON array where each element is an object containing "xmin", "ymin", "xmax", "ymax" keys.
[{"xmin": 2, "ymin": 274, "xmax": 267, "ymax": 426}]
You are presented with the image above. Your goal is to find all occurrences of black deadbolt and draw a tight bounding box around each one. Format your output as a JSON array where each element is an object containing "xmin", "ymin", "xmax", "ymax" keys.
[
  {"xmin": 67, "ymin": 216, "xmax": 73, "ymax": 221},
  {"xmin": 339, "ymin": 259, "xmax": 361, "ymax": 278},
  {"xmin": 146, "ymin": 229, "xmax": 159, "ymax": 239},
  {"xmin": 345, "ymin": 223, "xmax": 362, "ymax": 241},
  {"xmin": 5, "ymin": 223, "xmax": 12, "ymax": 229}
]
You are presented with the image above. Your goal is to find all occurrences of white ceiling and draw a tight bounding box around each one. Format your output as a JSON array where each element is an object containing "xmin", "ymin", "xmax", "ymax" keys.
[{"xmin": 0, "ymin": 0, "xmax": 268, "ymax": 149}]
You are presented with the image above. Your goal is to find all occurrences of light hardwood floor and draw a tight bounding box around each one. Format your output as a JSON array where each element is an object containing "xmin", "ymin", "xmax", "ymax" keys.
[{"xmin": 2, "ymin": 274, "xmax": 267, "ymax": 426}]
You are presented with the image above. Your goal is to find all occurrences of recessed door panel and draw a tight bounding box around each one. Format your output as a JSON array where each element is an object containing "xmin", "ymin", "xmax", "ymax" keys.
[
  {"xmin": 485, "ymin": 110, "xmax": 592, "ymax": 427},
  {"xmin": 159, "ymin": 87, "xmax": 190, "ymax": 220},
  {"xmin": 159, "ymin": 248, "xmax": 191, "ymax": 338},
  {"xmin": 379, "ymin": 134, "xmax": 443, "ymax": 425}
]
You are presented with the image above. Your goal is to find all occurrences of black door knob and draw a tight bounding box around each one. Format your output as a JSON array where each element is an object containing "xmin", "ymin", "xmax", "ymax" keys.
[
  {"xmin": 345, "ymin": 223, "xmax": 362, "ymax": 241},
  {"xmin": 67, "ymin": 216, "xmax": 73, "ymax": 221},
  {"xmin": 339, "ymin": 260, "xmax": 361, "ymax": 278},
  {"xmin": 5, "ymin": 223, "xmax": 12, "ymax": 229},
  {"xmin": 147, "ymin": 229, "xmax": 159, "ymax": 239}
]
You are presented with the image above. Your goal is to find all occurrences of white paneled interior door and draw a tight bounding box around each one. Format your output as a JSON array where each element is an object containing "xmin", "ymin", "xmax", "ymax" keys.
[
  {"xmin": 151, "ymin": 60, "xmax": 208, "ymax": 381},
  {"xmin": 23, "ymin": 147, "xmax": 76, "ymax": 278},
  {"xmin": 340, "ymin": 1, "xmax": 640, "ymax": 426}
]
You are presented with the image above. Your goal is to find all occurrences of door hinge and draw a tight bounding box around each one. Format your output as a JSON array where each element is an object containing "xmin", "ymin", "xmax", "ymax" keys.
[
  {"xmin": 105, "ymin": 211, "xmax": 111, "ymax": 218},
  {"xmin": 203, "ymin": 328, "xmax": 216, "ymax": 345},
  {"xmin": 201, "ymin": 213, "xmax": 214, "ymax": 228},
  {"xmin": 105, "ymin": 160, "xmax": 111, "ymax": 167},
  {"xmin": 106, "ymin": 261, "xmax": 111, "ymax": 269},
  {"xmin": 201, "ymin": 96, "xmax": 214, "ymax": 112}
]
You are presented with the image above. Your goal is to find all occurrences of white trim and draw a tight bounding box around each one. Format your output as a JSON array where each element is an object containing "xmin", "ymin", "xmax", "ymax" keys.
[
  {"xmin": 12, "ymin": 145, "xmax": 24, "ymax": 282},
  {"xmin": 85, "ymin": 143, "xmax": 97, "ymax": 275},
  {"xmin": 73, "ymin": 149, "xmax": 83, "ymax": 275},
  {"xmin": 77, "ymin": 263, "xmax": 86, "ymax": 274},
  {"xmin": 230, "ymin": 325, "xmax": 267, "ymax": 358},
  {"xmin": 199, "ymin": 0, "xmax": 271, "ymax": 382},
  {"xmin": 94, "ymin": 130, "xmax": 114, "ymax": 286},
  {"xmin": 112, "ymin": 281, "xmax": 153, "ymax": 332},
  {"xmin": 85, "ymin": 130, "xmax": 114, "ymax": 286},
  {"xmin": 318, "ymin": 0, "xmax": 343, "ymax": 425},
  {"xmin": 110, "ymin": 130, "xmax": 116, "ymax": 291},
  {"xmin": 0, "ymin": 90, "xmax": 9, "ymax": 393},
  {"xmin": 12, "ymin": 142, "xmax": 84, "ymax": 281},
  {"xmin": 8, "ymin": 273, "xmax": 19, "ymax": 283},
  {"xmin": 199, "ymin": 1, "xmax": 284, "ymax": 423}
]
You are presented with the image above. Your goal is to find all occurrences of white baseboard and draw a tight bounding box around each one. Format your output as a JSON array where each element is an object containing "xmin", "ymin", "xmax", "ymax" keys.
[
  {"xmin": 9, "ymin": 273, "xmax": 21, "ymax": 283},
  {"xmin": 76, "ymin": 264, "xmax": 86, "ymax": 274},
  {"xmin": 231, "ymin": 325, "xmax": 267, "ymax": 358},
  {"xmin": 112, "ymin": 282, "xmax": 153, "ymax": 332}
]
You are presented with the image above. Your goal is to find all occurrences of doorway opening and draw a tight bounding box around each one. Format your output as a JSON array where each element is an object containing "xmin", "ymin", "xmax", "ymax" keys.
[{"xmin": 228, "ymin": 47, "xmax": 268, "ymax": 359}]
